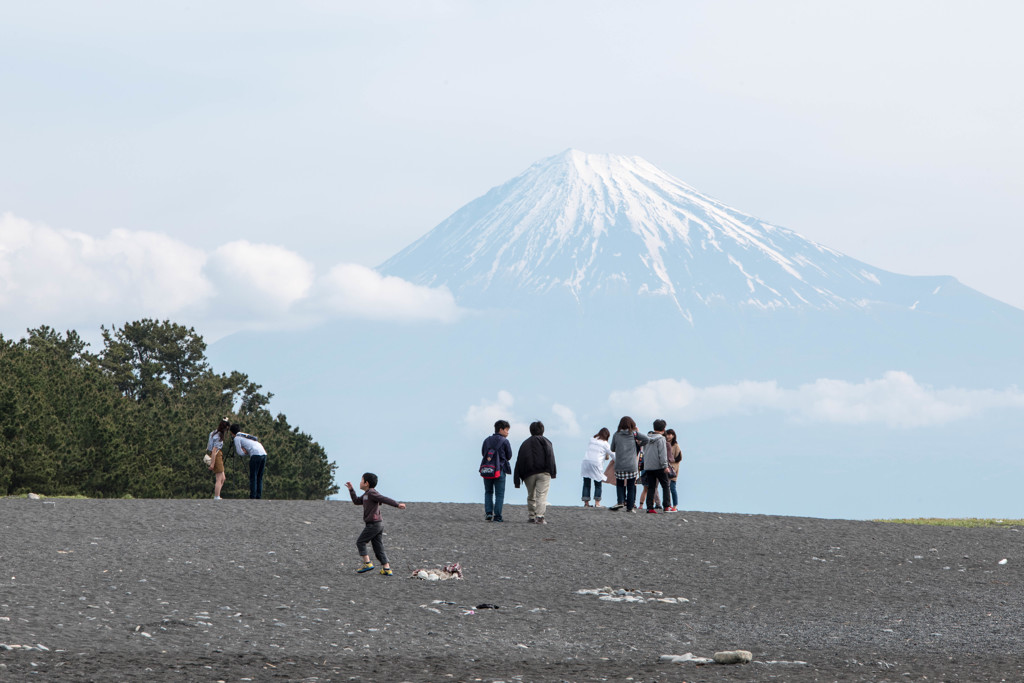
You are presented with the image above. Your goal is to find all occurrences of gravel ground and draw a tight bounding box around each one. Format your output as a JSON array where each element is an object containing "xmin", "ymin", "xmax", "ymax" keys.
[{"xmin": 1, "ymin": 498, "xmax": 1023, "ymax": 682}]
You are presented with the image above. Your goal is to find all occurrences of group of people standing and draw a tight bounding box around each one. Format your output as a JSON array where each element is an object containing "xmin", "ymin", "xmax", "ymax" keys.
[
  {"xmin": 583, "ymin": 416, "xmax": 683, "ymax": 513},
  {"xmin": 205, "ymin": 418, "xmax": 269, "ymax": 499},
  {"xmin": 479, "ymin": 415, "xmax": 682, "ymax": 522}
]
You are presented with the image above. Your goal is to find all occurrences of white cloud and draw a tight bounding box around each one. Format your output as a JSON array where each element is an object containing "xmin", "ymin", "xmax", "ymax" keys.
[
  {"xmin": 609, "ymin": 371, "xmax": 1024, "ymax": 428},
  {"xmin": 0, "ymin": 212, "xmax": 465, "ymax": 340},
  {"xmin": 208, "ymin": 240, "xmax": 314, "ymax": 313},
  {"xmin": 463, "ymin": 391, "xmax": 528, "ymax": 438},
  {"xmin": 319, "ymin": 263, "xmax": 461, "ymax": 323},
  {"xmin": 463, "ymin": 391, "xmax": 582, "ymax": 441},
  {"xmin": 0, "ymin": 213, "xmax": 211, "ymax": 330},
  {"xmin": 550, "ymin": 403, "xmax": 581, "ymax": 437}
]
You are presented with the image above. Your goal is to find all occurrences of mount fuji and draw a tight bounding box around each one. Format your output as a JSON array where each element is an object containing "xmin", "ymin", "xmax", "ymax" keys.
[
  {"xmin": 210, "ymin": 150, "xmax": 1024, "ymax": 519},
  {"xmin": 381, "ymin": 149, "xmax": 1005, "ymax": 324}
]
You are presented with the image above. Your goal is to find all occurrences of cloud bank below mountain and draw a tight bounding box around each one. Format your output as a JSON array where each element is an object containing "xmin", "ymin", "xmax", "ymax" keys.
[
  {"xmin": 609, "ymin": 371, "xmax": 1024, "ymax": 428},
  {"xmin": 0, "ymin": 212, "xmax": 463, "ymax": 340}
]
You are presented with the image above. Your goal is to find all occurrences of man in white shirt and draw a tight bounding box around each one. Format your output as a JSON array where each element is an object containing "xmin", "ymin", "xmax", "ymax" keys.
[{"xmin": 230, "ymin": 424, "xmax": 269, "ymax": 499}]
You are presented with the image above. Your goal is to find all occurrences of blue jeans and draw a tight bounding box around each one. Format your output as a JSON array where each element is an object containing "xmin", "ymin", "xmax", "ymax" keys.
[
  {"xmin": 249, "ymin": 455, "xmax": 266, "ymax": 499},
  {"xmin": 483, "ymin": 473, "xmax": 506, "ymax": 520},
  {"xmin": 582, "ymin": 478, "xmax": 602, "ymax": 502},
  {"xmin": 616, "ymin": 477, "xmax": 636, "ymax": 510},
  {"xmin": 670, "ymin": 479, "xmax": 678, "ymax": 507}
]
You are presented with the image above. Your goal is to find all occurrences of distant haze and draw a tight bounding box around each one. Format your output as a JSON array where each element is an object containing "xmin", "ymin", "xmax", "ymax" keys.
[{"xmin": 210, "ymin": 150, "xmax": 1024, "ymax": 519}]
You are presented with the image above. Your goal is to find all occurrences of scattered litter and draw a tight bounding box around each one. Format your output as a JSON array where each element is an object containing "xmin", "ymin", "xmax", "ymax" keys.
[
  {"xmin": 577, "ymin": 587, "xmax": 689, "ymax": 605},
  {"xmin": 410, "ymin": 563, "xmax": 463, "ymax": 580},
  {"xmin": 998, "ymin": 559, "xmax": 1008, "ymax": 565},
  {"xmin": 661, "ymin": 653, "xmax": 713, "ymax": 664}
]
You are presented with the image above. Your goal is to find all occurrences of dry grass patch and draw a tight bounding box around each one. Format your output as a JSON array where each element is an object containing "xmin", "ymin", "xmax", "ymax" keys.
[{"xmin": 878, "ymin": 518, "xmax": 1024, "ymax": 528}]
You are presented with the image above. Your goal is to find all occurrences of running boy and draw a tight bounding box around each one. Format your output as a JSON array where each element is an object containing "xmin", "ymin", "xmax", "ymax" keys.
[{"xmin": 346, "ymin": 472, "xmax": 406, "ymax": 576}]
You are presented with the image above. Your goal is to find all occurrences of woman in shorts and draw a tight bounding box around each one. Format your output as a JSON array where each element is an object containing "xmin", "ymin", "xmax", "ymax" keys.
[{"xmin": 207, "ymin": 417, "xmax": 231, "ymax": 499}]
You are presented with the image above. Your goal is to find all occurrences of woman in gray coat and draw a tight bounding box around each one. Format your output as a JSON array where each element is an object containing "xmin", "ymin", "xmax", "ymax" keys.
[{"xmin": 609, "ymin": 416, "xmax": 648, "ymax": 512}]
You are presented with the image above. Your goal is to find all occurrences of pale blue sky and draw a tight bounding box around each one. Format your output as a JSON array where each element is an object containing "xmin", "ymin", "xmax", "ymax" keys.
[{"xmin": 2, "ymin": 0, "xmax": 1022, "ymax": 340}]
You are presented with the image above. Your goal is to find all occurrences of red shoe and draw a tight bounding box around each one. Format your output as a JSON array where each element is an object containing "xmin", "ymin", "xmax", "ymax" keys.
[{"xmin": 647, "ymin": 508, "xmax": 658, "ymax": 514}]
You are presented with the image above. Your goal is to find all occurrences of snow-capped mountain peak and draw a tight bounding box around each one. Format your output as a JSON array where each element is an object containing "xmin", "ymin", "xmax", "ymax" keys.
[{"xmin": 379, "ymin": 150, "xmax": 943, "ymax": 318}]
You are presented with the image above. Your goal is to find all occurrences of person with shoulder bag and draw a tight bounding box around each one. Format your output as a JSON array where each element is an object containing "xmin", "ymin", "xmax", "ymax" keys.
[
  {"xmin": 665, "ymin": 428, "xmax": 682, "ymax": 512},
  {"xmin": 479, "ymin": 420, "xmax": 513, "ymax": 522},
  {"xmin": 206, "ymin": 417, "xmax": 231, "ymax": 500}
]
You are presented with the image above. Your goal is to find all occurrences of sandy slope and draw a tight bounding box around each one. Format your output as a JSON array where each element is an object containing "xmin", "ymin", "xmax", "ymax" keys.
[{"xmin": 1, "ymin": 498, "xmax": 1022, "ymax": 682}]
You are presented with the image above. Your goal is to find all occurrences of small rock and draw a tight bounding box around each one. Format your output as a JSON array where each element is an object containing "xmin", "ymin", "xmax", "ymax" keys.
[
  {"xmin": 713, "ymin": 650, "xmax": 753, "ymax": 664},
  {"xmin": 998, "ymin": 559, "xmax": 1008, "ymax": 565}
]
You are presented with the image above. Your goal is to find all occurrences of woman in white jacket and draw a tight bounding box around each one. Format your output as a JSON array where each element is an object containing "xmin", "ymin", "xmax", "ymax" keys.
[{"xmin": 580, "ymin": 428, "xmax": 613, "ymax": 507}]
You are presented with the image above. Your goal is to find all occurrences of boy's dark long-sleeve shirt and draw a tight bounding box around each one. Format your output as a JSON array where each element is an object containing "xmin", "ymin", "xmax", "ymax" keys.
[
  {"xmin": 350, "ymin": 488, "xmax": 400, "ymax": 523},
  {"xmin": 481, "ymin": 433, "xmax": 513, "ymax": 474}
]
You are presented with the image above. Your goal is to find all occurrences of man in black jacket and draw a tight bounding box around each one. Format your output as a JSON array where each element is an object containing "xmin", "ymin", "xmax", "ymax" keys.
[{"xmin": 513, "ymin": 421, "xmax": 557, "ymax": 524}]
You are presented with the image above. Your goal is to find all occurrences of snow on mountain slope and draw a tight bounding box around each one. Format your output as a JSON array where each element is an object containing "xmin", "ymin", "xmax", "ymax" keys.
[{"xmin": 380, "ymin": 149, "xmax": 928, "ymax": 318}]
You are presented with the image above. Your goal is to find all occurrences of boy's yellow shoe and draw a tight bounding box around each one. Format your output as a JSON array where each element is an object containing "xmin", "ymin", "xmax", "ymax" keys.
[
  {"xmin": 356, "ymin": 562, "xmax": 375, "ymax": 573},
  {"xmin": 379, "ymin": 567, "xmax": 393, "ymax": 576}
]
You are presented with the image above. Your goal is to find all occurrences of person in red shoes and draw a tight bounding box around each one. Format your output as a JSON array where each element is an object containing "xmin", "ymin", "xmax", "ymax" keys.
[{"xmin": 643, "ymin": 419, "xmax": 672, "ymax": 514}]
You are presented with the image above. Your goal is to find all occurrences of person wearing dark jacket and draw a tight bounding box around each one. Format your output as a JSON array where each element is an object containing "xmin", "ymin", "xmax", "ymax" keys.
[
  {"xmin": 643, "ymin": 419, "xmax": 672, "ymax": 514},
  {"xmin": 513, "ymin": 421, "xmax": 557, "ymax": 524},
  {"xmin": 480, "ymin": 420, "xmax": 513, "ymax": 522}
]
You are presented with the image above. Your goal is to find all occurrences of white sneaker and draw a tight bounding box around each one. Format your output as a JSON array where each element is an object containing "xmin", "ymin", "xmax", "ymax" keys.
[{"xmin": 213, "ymin": 496, "xmax": 222, "ymax": 500}]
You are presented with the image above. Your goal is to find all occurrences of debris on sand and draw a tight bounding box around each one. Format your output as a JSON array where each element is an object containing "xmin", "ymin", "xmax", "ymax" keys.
[
  {"xmin": 661, "ymin": 653, "xmax": 713, "ymax": 664},
  {"xmin": 663, "ymin": 650, "xmax": 760, "ymax": 665},
  {"xmin": 410, "ymin": 562, "xmax": 463, "ymax": 580},
  {"xmin": 576, "ymin": 587, "xmax": 689, "ymax": 604}
]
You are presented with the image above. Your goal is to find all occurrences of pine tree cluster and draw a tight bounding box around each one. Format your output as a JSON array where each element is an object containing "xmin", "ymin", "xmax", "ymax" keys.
[{"xmin": 0, "ymin": 320, "xmax": 339, "ymax": 500}]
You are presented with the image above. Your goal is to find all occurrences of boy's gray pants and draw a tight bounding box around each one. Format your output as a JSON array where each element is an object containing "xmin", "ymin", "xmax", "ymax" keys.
[{"xmin": 356, "ymin": 522, "xmax": 388, "ymax": 564}]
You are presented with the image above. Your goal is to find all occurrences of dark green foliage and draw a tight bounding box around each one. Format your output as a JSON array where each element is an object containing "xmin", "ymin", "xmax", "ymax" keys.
[{"xmin": 0, "ymin": 321, "xmax": 338, "ymax": 500}]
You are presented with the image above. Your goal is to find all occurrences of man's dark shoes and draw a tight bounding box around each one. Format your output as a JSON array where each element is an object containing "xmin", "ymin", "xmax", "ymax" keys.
[{"xmin": 485, "ymin": 513, "xmax": 493, "ymax": 522}]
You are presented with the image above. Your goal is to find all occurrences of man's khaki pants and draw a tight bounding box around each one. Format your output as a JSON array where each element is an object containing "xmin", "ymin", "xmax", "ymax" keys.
[{"xmin": 524, "ymin": 472, "xmax": 552, "ymax": 520}]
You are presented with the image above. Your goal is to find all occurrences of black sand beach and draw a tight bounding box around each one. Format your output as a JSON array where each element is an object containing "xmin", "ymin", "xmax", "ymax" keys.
[{"xmin": 1, "ymin": 498, "xmax": 1022, "ymax": 682}]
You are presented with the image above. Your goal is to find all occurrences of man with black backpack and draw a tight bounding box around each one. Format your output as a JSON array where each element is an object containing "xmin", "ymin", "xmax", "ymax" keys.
[{"xmin": 479, "ymin": 420, "xmax": 513, "ymax": 522}]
